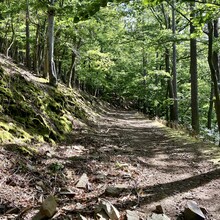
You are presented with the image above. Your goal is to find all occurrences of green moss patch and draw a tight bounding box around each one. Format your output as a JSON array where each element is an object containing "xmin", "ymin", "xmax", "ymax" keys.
[{"xmin": 0, "ymin": 62, "xmax": 92, "ymax": 144}]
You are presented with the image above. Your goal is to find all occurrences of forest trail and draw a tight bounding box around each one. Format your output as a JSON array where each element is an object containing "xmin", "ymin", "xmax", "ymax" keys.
[
  {"xmin": 80, "ymin": 109, "xmax": 220, "ymax": 219},
  {"xmin": 1, "ymin": 108, "xmax": 220, "ymax": 219}
]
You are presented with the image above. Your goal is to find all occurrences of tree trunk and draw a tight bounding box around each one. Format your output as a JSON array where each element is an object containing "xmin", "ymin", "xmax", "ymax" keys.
[
  {"xmin": 162, "ymin": 4, "xmax": 176, "ymax": 122},
  {"xmin": 213, "ymin": 19, "xmax": 220, "ymax": 81},
  {"xmin": 207, "ymin": 84, "xmax": 214, "ymax": 129},
  {"xmin": 142, "ymin": 48, "xmax": 147, "ymax": 114},
  {"xmin": 165, "ymin": 48, "xmax": 175, "ymax": 121},
  {"xmin": 190, "ymin": 3, "xmax": 199, "ymax": 134},
  {"xmin": 39, "ymin": 19, "xmax": 47, "ymax": 76},
  {"xmin": 67, "ymin": 51, "xmax": 76, "ymax": 88},
  {"xmin": 58, "ymin": 48, "xmax": 66, "ymax": 83},
  {"xmin": 33, "ymin": 22, "xmax": 41, "ymax": 75},
  {"xmin": 171, "ymin": 0, "xmax": 178, "ymax": 122},
  {"xmin": 48, "ymin": 1, "xmax": 57, "ymax": 86},
  {"xmin": 207, "ymin": 21, "xmax": 220, "ymax": 146},
  {"xmin": 6, "ymin": 18, "xmax": 15, "ymax": 58},
  {"xmin": 43, "ymin": 45, "xmax": 49, "ymax": 79},
  {"xmin": 26, "ymin": 0, "xmax": 31, "ymax": 69}
]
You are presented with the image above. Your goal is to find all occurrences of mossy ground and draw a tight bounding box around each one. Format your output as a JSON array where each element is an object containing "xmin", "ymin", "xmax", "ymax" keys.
[{"xmin": 0, "ymin": 57, "xmax": 95, "ymax": 144}]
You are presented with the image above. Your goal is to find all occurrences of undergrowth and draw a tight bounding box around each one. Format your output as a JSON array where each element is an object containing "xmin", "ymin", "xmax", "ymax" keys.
[{"xmin": 0, "ymin": 63, "xmax": 93, "ymax": 144}]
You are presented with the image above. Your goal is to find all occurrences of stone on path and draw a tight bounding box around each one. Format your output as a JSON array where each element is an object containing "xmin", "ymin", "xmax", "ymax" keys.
[
  {"xmin": 96, "ymin": 210, "xmax": 110, "ymax": 220},
  {"xmin": 184, "ymin": 200, "xmax": 206, "ymax": 220},
  {"xmin": 32, "ymin": 195, "xmax": 57, "ymax": 220},
  {"xmin": 147, "ymin": 213, "xmax": 170, "ymax": 220},
  {"xmin": 78, "ymin": 214, "xmax": 88, "ymax": 220},
  {"xmin": 96, "ymin": 198, "xmax": 120, "ymax": 220},
  {"xmin": 126, "ymin": 210, "xmax": 140, "ymax": 220},
  {"xmin": 105, "ymin": 184, "xmax": 127, "ymax": 197},
  {"xmin": 76, "ymin": 173, "xmax": 89, "ymax": 189},
  {"xmin": 153, "ymin": 205, "xmax": 164, "ymax": 214}
]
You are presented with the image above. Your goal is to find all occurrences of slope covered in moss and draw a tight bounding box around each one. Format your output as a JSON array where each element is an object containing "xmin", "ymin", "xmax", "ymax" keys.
[{"xmin": 0, "ymin": 54, "xmax": 97, "ymax": 144}]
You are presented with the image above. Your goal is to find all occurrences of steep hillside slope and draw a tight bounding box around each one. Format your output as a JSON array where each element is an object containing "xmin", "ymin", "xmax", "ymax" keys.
[{"xmin": 0, "ymin": 54, "xmax": 98, "ymax": 144}]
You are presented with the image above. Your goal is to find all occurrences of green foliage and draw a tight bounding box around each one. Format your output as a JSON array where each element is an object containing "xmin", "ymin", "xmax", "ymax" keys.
[
  {"xmin": 0, "ymin": 0, "xmax": 220, "ymax": 142},
  {"xmin": 49, "ymin": 162, "xmax": 64, "ymax": 172}
]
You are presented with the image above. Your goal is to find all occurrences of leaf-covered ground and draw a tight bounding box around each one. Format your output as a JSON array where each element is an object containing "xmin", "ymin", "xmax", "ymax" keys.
[{"xmin": 0, "ymin": 108, "xmax": 220, "ymax": 219}]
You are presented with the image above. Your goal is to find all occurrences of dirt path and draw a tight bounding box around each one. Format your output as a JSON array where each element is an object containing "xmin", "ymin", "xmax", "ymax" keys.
[{"xmin": 0, "ymin": 109, "xmax": 220, "ymax": 219}]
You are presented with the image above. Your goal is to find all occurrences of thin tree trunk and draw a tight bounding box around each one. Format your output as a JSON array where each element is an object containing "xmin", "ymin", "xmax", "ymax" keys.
[
  {"xmin": 207, "ymin": 21, "xmax": 220, "ymax": 146},
  {"xmin": 26, "ymin": 0, "xmax": 31, "ymax": 69},
  {"xmin": 6, "ymin": 18, "xmax": 15, "ymax": 58},
  {"xmin": 14, "ymin": 43, "xmax": 19, "ymax": 63},
  {"xmin": 165, "ymin": 48, "xmax": 175, "ymax": 121},
  {"xmin": 43, "ymin": 45, "xmax": 49, "ymax": 78},
  {"xmin": 207, "ymin": 84, "xmax": 214, "ymax": 129},
  {"xmin": 171, "ymin": 0, "xmax": 178, "ymax": 122},
  {"xmin": 190, "ymin": 3, "xmax": 199, "ymax": 134},
  {"xmin": 33, "ymin": 23, "xmax": 40, "ymax": 74},
  {"xmin": 67, "ymin": 51, "xmax": 76, "ymax": 88},
  {"xmin": 48, "ymin": 1, "xmax": 57, "ymax": 86},
  {"xmin": 58, "ymin": 48, "xmax": 66, "ymax": 82},
  {"xmin": 213, "ymin": 19, "xmax": 220, "ymax": 81},
  {"xmin": 39, "ymin": 19, "xmax": 47, "ymax": 75},
  {"xmin": 162, "ymin": 4, "xmax": 176, "ymax": 122},
  {"xmin": 142, "ymin": 48, "xmax": 147, "ymax": 114}
]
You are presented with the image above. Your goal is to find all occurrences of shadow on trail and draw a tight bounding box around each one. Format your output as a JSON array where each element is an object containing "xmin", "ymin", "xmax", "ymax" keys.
[
  {"xmin": 1, "ymin": 109, "xmax": 219, "ymax": 218},
  {"xmin": 116, "ymin": 168, "xmax": 220, "ymax": 208}
]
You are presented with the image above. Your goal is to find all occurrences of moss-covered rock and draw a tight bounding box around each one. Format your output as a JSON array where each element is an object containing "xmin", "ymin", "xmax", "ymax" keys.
[{"xmin": 0, "ymin": 59, "xmax": 93, "ymax": 144}]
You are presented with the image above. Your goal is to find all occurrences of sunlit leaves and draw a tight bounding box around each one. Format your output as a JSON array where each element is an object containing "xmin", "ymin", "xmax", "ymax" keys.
[{"xmin": 86, "ymin": 49, "xmax": 115, "ymax": 72}]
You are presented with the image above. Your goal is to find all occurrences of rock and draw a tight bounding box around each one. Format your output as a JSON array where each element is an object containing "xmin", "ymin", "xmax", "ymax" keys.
[
  {"xmin": 126, "ymin": 210, "xmax": 139, "ymax": 220},
  {"xmin": 200, "ymin": 207, "xmax": 208, "ymax": 215},
  {"xmin": 95, "ymin": 174, "xmax": 106, "ymax": 182},
  {"xmin": 96, "ymin": 198, "xmax": 120, "ymax": 220},
  {"xmin": 96, "ymin": 210, "xmax": 110, "ymax": 220},
  {"xmin": 122, "ymin": 172, "xmax": 131, "ymax": 179},
  {"xmin": 26, "ymin": 163, "xmax": 36, "ymax": 171},
  {"xmin": 78, "ymin": 214, "xmax": 88, "ymax": 220},
  {"xmin": 40, "ymin": 195, "xmax": 57, "ymax": 217},
  {"xmin": 147, "ymin": 213, "xmax": 170, "ymax": 220},
  {"xmin": 153, "ymin": 205, "xmax": 164, "ymax": 214},
  {"xmin": 184, "ymin": 201, "xmax": 206, "ymax": 220},
  {"xmin": 76, "ymin": 173, "xmax": 89, "ymax": 189},
  {"xmin": 32, "ymin": 195, "xmax": 57, "ymax": 220},
  {"xmin": 105, "ymin": 184, "xmax": 126, "ymax": 197},
  {"xmin": 46, "ymin": 151, "xmax": 53, "ymax": 158}
]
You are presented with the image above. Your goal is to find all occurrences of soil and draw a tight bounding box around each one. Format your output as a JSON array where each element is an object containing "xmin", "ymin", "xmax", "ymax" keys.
[{"xmin": 0, "ymin": 109, "xmax": 220, "ymax": 219}]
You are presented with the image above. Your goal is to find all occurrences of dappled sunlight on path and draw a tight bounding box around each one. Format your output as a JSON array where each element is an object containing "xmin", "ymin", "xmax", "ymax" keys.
[
  {"xmin": 79, "ymin": 109, "xmax": 220, "ymax": 218},
  {"xmin": 0, "ymin": 109, "xmax": 219, "ymax": 219}
]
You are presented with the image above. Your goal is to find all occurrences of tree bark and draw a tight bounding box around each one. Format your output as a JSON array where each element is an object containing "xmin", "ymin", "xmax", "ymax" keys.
[
  {"xmin": 48, "ymin": 0, "xmax": 57, "ymax": 86},
  {"xmin": 162, "ymin": 3, "xmax": 176, "ymax": 122},
  {"xmin": 6, "ymin": 18, "xmax": 15, "ymax": 58},
  {"xmin": 142, "ymin": 48, "xmax": 147, "ymax": 114},
  {"xmin": 67, "ymin": 51, "xmax": 76, "ymax": 88},
  {"xmin": 171, "ymin": 0, "xmax": 178, "ymax": 122},
  {"xmin": 165, "ymin": 47, "xmax": 175, "ymax": 122},
  {"xmin": 213, "ymin": 19, "xmax": 220, "ymax": 81},
  {"xmin": 33, "ymin": 23, "xmax": 40, "ymax": 75},
  {"xmin": 26, "ymin": 0, "xmax": 31, "ymax": 69},
  {"xmin": 190, "ymin": 3, "xmax": 199, "ymax": 134},
  {"xmin": 207, "ymin": 84, "xmax": 214, "ymax": 129},
  {"xmin": 207, "ymin": 21, "xmax": 220, "ymax": 146}
]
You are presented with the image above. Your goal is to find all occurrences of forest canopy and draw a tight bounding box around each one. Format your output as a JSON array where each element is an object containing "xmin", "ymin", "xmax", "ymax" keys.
[{"xmin": 0, "ymin": 0, "xmax": 220, "ymax": 143}]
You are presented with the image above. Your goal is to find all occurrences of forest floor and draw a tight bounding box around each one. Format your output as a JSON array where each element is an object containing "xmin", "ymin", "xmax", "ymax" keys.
[{"xmin": 1, "ymin": 108, "xmax": 220, "ymax": 219}]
